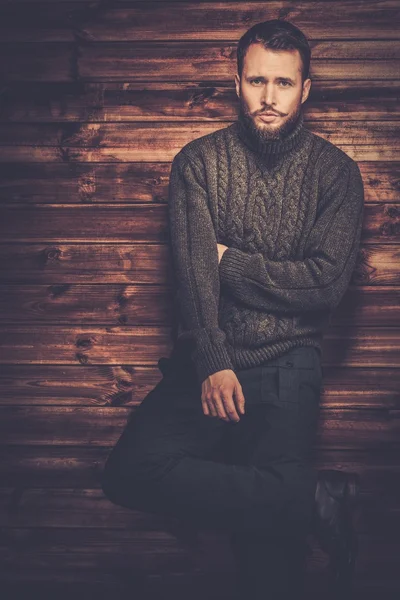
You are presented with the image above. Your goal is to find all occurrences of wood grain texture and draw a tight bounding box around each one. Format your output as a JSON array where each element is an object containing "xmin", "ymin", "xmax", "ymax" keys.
[
  {"xmin": 0, "ymin": 243, "xmax": 173, "ymax": 283},
  {"xmin": 0, "ymin": 326, "xmax": 399, "ymax": 366},
  {"xmin": 0, "ymin": 405, "xmax": 399, "ymax": 448},
  {"xmin": 0, "ymin": 447, "xmax": 395, "ymax": 487},
  {"xmin": 0, "ymin": 162, "xmax": 399, "ymax": 204},
  {"xmin": 0, "ymin": 243, "xmax": 398, "ymax": 285},
  {"xmin": 1, "ymin": 120, "xmax": 400, "ymax": 147},
  {"xmin": 0, "ymin": 1, "xmax": 399, "ymax": 41},
  {"xmin": 0, "ymin": 121, "xmax": 398, "ymax": 162},
  {"xmin": 1, "ymin": 2, "xmax": 399, "ymax": 597},
  {"xmin": 1, "ymin": 528, "xmax": 394, "ymax": 585},
  {"xmin": 0, "ymin": 285, "xmax": 398, "ymax": 328},
  {"xmin": 0, "ymin": 204, "xmax": 397, "ymax": 243},
  {"xmin": 0, "ymin": 576, "xmax": 398, "ymax": 600},
  {"xmin": 0, "ymin": 363, "xmax": 398, "ymax": 408},
  {"xmin": 1, "ymin": 42, "xmax": 399, "ymax": 82},
  {"xmin": 1, "ymin": 145, "xmax": 398, "ymax": 162},
  {"xmin": 1, "ymin": 486, "xmax": 398, "ymax": 537},
  {"xmin": 1, "ymin": 82, "xmax": 399, "ymax": 123}
]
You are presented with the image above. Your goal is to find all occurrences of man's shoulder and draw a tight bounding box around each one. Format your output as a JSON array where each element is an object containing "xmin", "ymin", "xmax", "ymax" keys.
[
  {"xmin": 307, "ymin": 129, "xmax": 359, "ymax": 173},
  {"xmin": 174, "ymin": 123, "xmax": 234, "ymax": 165}
]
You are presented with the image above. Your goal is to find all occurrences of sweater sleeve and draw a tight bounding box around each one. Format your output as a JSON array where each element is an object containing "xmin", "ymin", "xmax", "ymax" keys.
[
  {"xmin": 167, "ymin": 150, "xmax": 234, "ymax": 384},
  {"xmin": 218, "ymin": 158, "xmax": 364, "ymax": 313}
]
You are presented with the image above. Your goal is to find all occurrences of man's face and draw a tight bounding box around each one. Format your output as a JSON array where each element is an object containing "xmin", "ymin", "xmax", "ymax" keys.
[{"xmin": 235, "ymin": 43, "xmax": 311, "ymax": 141}]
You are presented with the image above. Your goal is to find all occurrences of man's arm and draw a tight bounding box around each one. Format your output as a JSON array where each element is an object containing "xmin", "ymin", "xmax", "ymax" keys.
[
  {"xmin": 218, "ymin": 158, "xmax": 364, "ymax": 313},
  {"xmin": 168, "ymin": 150, "xmax": 234, "ymax": 385}
]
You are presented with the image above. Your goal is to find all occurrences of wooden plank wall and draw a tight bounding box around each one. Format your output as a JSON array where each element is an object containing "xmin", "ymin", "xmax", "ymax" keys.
[{"xmin": 0, "ymin": 1, "xmax": 399, "ymax": 598}]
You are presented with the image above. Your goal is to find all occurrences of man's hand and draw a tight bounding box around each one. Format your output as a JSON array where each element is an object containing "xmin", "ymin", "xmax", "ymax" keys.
[
  {"xmin": 217, "ymin": 243, "xmax": 229, "ymax": 264},
  {"xmin": 201, "ymin": 369, "xmax": 245, "ymax": 422},
  {"xmin": 206, "ymin": 243, "xmax": 244, "ymax": 421}
]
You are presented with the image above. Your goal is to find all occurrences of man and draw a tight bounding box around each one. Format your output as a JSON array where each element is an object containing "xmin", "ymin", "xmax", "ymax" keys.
[{"xmin": 101, "ymin": 20, "xmax": 364, "ymax": 599}]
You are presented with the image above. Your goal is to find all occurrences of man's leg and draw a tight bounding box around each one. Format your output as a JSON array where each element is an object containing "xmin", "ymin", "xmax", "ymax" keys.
[
  {"xmin": 225, "ymin": 346, "xmax": 323, "ymax": 599},
  {"xmin": 101, "ymin": 367, "xmax": 230, "ymax": 523},
  {"xmin": 101, "ymin": 348, "xmax": 321, "ymax": 543}
]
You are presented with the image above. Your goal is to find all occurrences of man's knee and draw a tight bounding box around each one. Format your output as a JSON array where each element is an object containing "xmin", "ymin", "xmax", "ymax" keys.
[{"xmin": 100, "ymin": 447, "xmax": 177, "ymax": 508}]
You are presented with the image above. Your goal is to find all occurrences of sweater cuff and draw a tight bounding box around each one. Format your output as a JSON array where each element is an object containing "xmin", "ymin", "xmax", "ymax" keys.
[
  {"xmin": 219, "ymin": 246, "xmax": 250, "ymax": 291},
  {"xmin": 192, "ymin": 342, "xmax": 234, "ymax": 385}
]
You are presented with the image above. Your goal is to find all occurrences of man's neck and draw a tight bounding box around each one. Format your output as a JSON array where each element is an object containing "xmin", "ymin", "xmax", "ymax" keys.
[{"xmin": 235, "ymin": 110, "xmax": 305, "ymax": 161}]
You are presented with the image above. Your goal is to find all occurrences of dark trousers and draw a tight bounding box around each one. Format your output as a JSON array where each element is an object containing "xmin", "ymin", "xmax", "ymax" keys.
[{"xmin": 101, "ymin": 345, "xmax": 323, "ymax": 599}]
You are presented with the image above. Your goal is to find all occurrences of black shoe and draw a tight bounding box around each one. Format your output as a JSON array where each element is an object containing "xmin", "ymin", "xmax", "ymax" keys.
[{"xmin": 312, "ymin": 469, "xmax": 360, "ymax": 597}]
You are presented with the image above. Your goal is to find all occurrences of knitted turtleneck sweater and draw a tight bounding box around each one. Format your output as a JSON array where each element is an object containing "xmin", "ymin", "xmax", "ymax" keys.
[{"xmin": 166, "ymin": 110, "xmax": 365, "ymax": 385}]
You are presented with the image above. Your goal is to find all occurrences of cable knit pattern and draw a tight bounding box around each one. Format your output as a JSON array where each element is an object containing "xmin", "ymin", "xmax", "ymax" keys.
[{"xmin": 167, "ymin": 111, "xmax": 365, "ymax": 384}]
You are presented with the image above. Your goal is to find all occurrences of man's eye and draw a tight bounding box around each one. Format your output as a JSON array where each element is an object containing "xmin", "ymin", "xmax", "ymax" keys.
[{"xmin": 251, "ymin": 79, "xmax": 291, "ymax": 86}]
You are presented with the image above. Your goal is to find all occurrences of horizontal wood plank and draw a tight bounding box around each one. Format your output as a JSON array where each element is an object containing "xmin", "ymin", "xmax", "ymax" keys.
[
  {"xmin": 0, "ymin": 243, "xmax": 397, "ymax": 285},
  {"xmin": 0, "ymin": 162, "xmax": 398, "ymax": 204},
  {"xmin": 0, "ymin": 406, "xmax": 400, "ymax": 449},
  {"xmin": 1, "ymin": 82, "xmax": 399, "ymax": 123},
  {"xmin": 0, "ymin": 363, "xmax": 399, "ymax": 409},
  {"xmin": 1, "ymin": 120, "xmax": 399, "ymax": 148},
  {"xmin": 0, "ymin": 573, "xmax": 398, "ymax": 600},
  {"xmin": 0, "ymin": 485, "xmax": 398, "ymax": 539},
  {"xmin": 0, "ymin": 119, "xmax": 399, "ymax": 162},
  {"xmin": 0, "ymin": 527, "xmax": 394, "ymax": 580},
  {"xmin": 1, "ymin": 145, "xmax": 398, "ymax": 162},
  {"xmin": 0, "ymin": 206, "xmax": 169, "ymax": 242},
  {"xmin": 0, "ymin": 364, "xmax": 163, "ymax": 407},
  {"xmin": 0, "ymin": 243, "xmax": 172, "ymax": 284},
  {"xmin": 0, "ymin": 447, "xmax": 397, "ymax": 489},
  {"xmin": 0, "ymin": 162, "xmax": 174, "ymax": 204},
  {"xmin": 0, "ymin": 204, "xmax": 397, "ymax": 243},
  {"xmin": 0, "ymin": 325, "xmax": 173, "ymax": 365},
  {"xmin": 1, "ymin": 42, "xmax": 399, "ymax": 82},
  {"xmin": 0, "ymin": 526, "xmax": 192, "ymax": 572},
  {"xmin": 0, "ymin": 285, "xmax": 399, "ymax": 329},
  {"xmin": 0, "ymin": 326, "xmax": 399, "ymax": 366},
  {"xmin": 0, "ymin": 405, "xmax": 399, "ymax": 449},
  {"xmin": 0, "ymin": 1, "xmax": 399, "ymax": 41}
]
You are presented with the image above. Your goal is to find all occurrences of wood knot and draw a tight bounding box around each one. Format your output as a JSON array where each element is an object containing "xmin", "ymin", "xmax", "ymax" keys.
[
  {"xmin": 352, "ymin": 249, "xmax": 375, "ymax": 284},
  {"xmin": 76, "ymin": 352, "xmax": 89, "ymax": 364},
  {"xmin": 116, "ymin": 292, "xmax": 129, "ymax": 308},
  {"xmin": 48, "ymin": 284, "xmax": 70, "ymax": 298},
  {"xmin": 381, "ymin": 222, "xmax": 399, "ymax": 237},
  {"xmin": 278, "ymin": 8, "xmax": 292, "ymax": 18},
  {"xmin": 220, "ymin": 46, "xmax": 235, "ymax": 60},
  {"xmin": 42, "ymin": 246, "xmax": 61, "ymax": 262},
  {"xmin": 76, "ymin": 336, "xmax": 94, "ymax": 349},
  {"xmin": 78, "ymin": 170, "xmax": 96, "ymax": 203},
  {"xmin": 188, "ymin": 88, "xmax": 216, "ymax": 109},
  {"xmin": 385, "ymin": 205, "xmax": 399, "ymax": 219},
  {"xmin": 117, "ymin": 378, "xmax": 132, "ymax": 390},
  {"xmin": 368, "ymin": 178, "xmax": 381, "ymax": 188}
]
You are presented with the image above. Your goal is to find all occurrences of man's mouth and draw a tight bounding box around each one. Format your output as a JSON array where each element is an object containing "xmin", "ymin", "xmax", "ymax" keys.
[{"xmin": 258, "ymin": 113, "xmax": 280, "ymax": 122}]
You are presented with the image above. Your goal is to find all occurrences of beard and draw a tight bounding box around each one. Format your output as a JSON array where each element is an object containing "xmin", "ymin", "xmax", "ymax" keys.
[{"xmin": 238, "ymin": 97, "xmax": 302, "ymax": 143}]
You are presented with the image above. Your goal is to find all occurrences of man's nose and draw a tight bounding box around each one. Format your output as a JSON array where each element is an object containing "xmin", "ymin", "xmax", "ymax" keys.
[{"xmin": 261, "ymin": 84, "xmax": 277, "ymax": 107}]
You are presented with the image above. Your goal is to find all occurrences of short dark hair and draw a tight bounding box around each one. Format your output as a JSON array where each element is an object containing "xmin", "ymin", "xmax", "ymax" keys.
[{"xmin": 236, "ymin": 20, "xmax": 311, "ymax": 82}]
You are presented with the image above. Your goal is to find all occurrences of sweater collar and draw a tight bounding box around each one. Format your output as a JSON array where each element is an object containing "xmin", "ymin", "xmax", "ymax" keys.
[{"xmin": 235, "ymin": 110, "xmax": 305, "ymax": 160}]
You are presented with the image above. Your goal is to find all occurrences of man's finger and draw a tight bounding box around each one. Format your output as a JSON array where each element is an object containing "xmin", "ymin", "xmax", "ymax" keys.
[
  {"xmin": 211, "ymin": 393, "xmax": 229, "ymax": 421},
  {"xmin": 207, "ymin": 398, "xmax": 218, "ymax": 417},
  {"xmin": 234, "ymin": 382, "xmax": 246, "ymax": 414},
  {"xmin": 201, "ymin": 397, "xmax": 210, "ymax": 416},
  {"xmin": 221, "ymin": 390, "xmax": 240, "ymax": 422}
]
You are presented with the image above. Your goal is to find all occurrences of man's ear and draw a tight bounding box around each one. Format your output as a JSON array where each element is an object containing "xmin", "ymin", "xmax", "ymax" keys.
[
  {"xmin": 234, "ymin": 73, "xmax": 240, "ymax": 98},
  {"xmin": 301, "ymin": 78, "xmax": 311, "ymax": 104}
]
